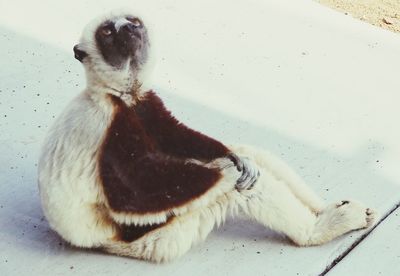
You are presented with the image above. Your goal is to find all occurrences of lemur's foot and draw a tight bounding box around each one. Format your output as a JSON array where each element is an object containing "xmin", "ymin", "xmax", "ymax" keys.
[
  {"xmin": 325, "ymin": 200, "xmax": 377, "ymax": 231},
  {"xmin": 365, "ymin": 208, "xmax": 376, "ymax": 228},
  {"xmin": 229, "ymin": 153, "xmax": 260, "ymax": 190}
]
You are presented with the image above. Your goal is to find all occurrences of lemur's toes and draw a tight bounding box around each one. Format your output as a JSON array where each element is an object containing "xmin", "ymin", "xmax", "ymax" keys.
[
  {"xmin": 365, "ymin": 208, "xmax": 377, "ymax": 227},
  {"xmin": 336, "ymin": 200, "xmax": 350, "ymax": 208}
]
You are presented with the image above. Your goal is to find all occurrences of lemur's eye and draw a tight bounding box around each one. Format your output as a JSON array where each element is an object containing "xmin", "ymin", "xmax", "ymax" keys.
[
  {"xmin": 102, "ymin": 27, "xmax": 112, "ymax": 36},
  {"xmin": 127, "ymin": 17, "xmax": 142, "ymax": 27}
]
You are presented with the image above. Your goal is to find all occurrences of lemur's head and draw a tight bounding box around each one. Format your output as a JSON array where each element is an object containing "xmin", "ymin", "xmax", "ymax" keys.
[{"xmin": 74, "ymin": 12, "xmax": 153, "ymax": 96}]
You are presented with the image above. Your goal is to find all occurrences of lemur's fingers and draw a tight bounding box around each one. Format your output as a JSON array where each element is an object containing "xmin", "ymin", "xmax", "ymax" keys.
[
  {"xmin": 204, "ymin": 157, "xmax": 235, "ymax": 170},
  {"xmin": 246, "ymin": 167, "xmax": 261, "ymax": 190},
  {"xmin": 204, "ymin": 154, "xmax": 260, "ymax": 190},
  {"xmin": 228, "ymin": 153, "xmax": 244, "ymax": 171},
  {"xmin": 235, "ymin": 157, "xmax": 260, "ymax": 190}
]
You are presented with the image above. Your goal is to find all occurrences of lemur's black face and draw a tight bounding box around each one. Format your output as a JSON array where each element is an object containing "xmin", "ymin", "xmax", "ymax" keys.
[
  {"xmin": 95, "ymin": 16, "xmax": 149, "ymax": 69},
  {"xmin": 74, "ymin": 16, "xmax": 149, "ymax": 69}
]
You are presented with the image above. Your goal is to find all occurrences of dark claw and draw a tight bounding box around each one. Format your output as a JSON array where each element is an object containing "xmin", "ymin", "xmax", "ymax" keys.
[
  {"xmin": 246, "ymin": 180, "xmax": 256, "ymax": 190},
  {"xmin": 247, "ymin": 173, "xmax": 259, "ymax": 190},
  {"xmin": 237, "ymin": 170, "xmax": 248, "ymax": 183},
  {"xmin": 336, "ymin": 200, "xmax": 351, "ymax": 208},
  {"xmin": 248, "ymin": 183, "xmax": 255, "ymax": 190}
]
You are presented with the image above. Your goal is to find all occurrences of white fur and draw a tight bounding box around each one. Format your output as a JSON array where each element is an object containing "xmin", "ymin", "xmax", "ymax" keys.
[
  {"xmin": 38, "ymin": 92, "xmax": 117, "ymax": 247},
  {"xmin": 38, "ymin": 12, "xmax": 376, "ymax": 261},
  {"xmin": 38, "ymin": 12, "xmax": 159, "ymax": 247}
]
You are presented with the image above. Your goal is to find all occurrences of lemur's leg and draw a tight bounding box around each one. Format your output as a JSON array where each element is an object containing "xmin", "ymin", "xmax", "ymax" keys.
[
  {"xmin": 235, "ymin": 148, "xmax": 376, "ymax": 246},
  {"xmin": 103, "ymin": 147, "xmax": 375, "ymax": 261},
  {"xmin": 102, "ymin": 192, "xmax": 235, "ymax": 263},
  {"xmin": 230, "ymin": 144, "xmax": 325, "ymax": 214},
  {"xmin": 103, "ymin": 178, "xmax": 375, "ymax": 262}
]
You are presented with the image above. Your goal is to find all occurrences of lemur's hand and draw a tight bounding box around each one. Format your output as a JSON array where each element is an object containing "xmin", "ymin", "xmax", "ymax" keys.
[{"xmin": 228, "ymin": 153, "xmax": 260, "ymax": 190}]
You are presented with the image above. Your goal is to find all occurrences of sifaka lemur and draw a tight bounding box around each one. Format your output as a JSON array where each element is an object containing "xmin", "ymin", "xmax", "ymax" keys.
[{"xmin": 38, "ymin": 12, "xmax": 376, "ymax": 263}]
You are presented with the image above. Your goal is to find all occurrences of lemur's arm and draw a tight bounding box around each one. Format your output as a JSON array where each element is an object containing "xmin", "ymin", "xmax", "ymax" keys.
[
  {"xmin": 100, "ymin": 151, "xmax": 237, "ymax": 226},
  {"xmin": 136, "ymin": 91, "xmax": 259, "ymax": 190},
  {"xmin": 99, "ymin": 94, "xmax": 260, "ymax": 226},
  {"xmin": 137, "ymin": 91, "xmax": 231, "ymax": 162}
]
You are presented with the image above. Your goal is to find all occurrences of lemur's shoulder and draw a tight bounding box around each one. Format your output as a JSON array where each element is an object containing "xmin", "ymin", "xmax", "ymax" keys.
[{"xmin": 135, "ymin": 90, "xmax": 230, "ymax": 160}]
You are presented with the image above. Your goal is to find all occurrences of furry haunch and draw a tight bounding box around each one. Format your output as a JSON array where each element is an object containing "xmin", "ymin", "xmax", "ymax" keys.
[{"xmin": 38, "ymin": 12, "xmax": 376, "ymax": 262}]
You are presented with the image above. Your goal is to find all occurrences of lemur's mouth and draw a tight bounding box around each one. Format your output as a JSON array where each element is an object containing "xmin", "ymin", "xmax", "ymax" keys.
[{"xmin": 118, "ymin": 22, "xmax": 141, "ymax": 41}]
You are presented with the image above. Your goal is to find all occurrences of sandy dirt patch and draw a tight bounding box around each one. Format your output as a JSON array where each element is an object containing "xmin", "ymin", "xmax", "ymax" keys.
[{"xmin": 318, "ymin": 0, "xmax": 400, "ymax": 33}]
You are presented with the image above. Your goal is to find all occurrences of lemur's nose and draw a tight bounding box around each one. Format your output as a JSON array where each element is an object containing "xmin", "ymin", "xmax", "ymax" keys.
[
  {"xmin": 121, "ymin": 23, "xmax": 137, "ymax": 33},
  {"xmin": 115, "ymin": 18, "xmax": 138, "ymax": 33}
]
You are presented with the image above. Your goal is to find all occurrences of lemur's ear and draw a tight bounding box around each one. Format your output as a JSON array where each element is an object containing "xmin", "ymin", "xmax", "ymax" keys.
[{"xmin": 73, "ymin": 44, "xmax": 88, "ymax": 62}]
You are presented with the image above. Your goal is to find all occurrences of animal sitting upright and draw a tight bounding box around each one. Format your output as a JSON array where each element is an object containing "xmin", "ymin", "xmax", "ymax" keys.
[{"xmin": 38, "ymin": 12, "xmax": 376, "ymax": 262}]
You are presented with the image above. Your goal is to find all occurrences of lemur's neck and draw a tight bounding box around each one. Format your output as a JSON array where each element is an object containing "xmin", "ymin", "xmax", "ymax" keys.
[{"xmin": 89, "ymin": 79, "xmax": 144, "ymax": 106}]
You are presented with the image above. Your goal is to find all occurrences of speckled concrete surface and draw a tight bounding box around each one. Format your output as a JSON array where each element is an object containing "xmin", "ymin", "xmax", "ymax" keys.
[{"xmin": 1, "ymin": 0, "xmax": 400, "ymax": 275}]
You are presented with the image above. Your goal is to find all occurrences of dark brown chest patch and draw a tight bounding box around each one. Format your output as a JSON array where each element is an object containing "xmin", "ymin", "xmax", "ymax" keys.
[
  {"xmin": 99, "ymin": 94, "xmax": 226, "ymax": 215},
  {"xmin": 134, "ymin": 92, "xmax": 230, "ymax": 161}
]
